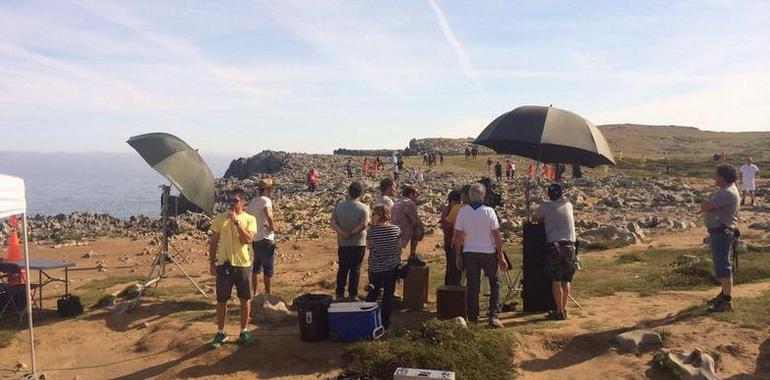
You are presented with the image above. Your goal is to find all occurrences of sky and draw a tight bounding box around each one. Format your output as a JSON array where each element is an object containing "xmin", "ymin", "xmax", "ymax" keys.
[{"xmin": 0, "ymin": 0, "xmax": 768, "ymax": 156}]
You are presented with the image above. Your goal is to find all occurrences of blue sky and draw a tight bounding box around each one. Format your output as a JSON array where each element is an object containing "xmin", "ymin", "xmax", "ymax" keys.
[{"xmin": 0, "ymin": 0, "xmax": 768, "ymax": 156}]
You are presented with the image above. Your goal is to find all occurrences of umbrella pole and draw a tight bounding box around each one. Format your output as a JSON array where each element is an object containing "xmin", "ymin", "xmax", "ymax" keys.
[{"xmin": 22, "ymin": 213, "xmax": 37, "ymax": 374}]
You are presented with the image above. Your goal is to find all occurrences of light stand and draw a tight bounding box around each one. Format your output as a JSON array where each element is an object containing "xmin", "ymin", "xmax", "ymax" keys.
[{"xmin": 129, "ymin": 185, "xmax": 207, "ymax": 310}]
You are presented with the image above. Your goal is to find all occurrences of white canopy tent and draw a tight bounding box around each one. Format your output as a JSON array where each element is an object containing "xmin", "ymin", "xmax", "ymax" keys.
[{"xmin": 0, "ymin": 174, "xmax": 37, "ymax": 375}]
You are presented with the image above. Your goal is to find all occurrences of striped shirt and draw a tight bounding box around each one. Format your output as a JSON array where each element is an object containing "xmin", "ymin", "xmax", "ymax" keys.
[{"xmin": 367, "ymin": 223, "xmax": 402, "ymax": 273}]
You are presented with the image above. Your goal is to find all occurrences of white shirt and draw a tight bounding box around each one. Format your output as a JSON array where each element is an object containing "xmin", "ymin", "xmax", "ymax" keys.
[
  {"xmin": 740, "ymin": 164, "xmax": 759, "ymax": 184},
  {"xmin": 245, "ymin": 196, "xmax": 274, "ymax": 241},
  {"xmin": 373, "ymin": 194, "xmax": 394, "ymax": 208},
  {"xmin": 454, "ymin": 204, "xmax": 500, "ymax": 254}
]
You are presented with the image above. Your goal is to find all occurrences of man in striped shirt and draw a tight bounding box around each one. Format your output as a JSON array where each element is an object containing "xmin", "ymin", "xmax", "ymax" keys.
[{"xmin": 365, "ymin": 205, "xmax": 401, "ymax": 329}]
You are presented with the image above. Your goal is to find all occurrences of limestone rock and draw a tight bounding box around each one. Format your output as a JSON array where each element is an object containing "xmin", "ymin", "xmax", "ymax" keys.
[
  {"xmin": 613, "ymin": 329, "xmax": 662, "ymax": 353},
  {"xmin": 658, "ymin": 348, "xmax": 719, "ymax": 380},
  {"xmin": 251, "ymin": 294, "xmax": 291, "ymax": 323}
]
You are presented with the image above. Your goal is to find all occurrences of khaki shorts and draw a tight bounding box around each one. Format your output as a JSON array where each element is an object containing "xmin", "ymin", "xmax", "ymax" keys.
[{"xmin": 216, "ymin": 263, "xmax": 253, "ymax": 302}]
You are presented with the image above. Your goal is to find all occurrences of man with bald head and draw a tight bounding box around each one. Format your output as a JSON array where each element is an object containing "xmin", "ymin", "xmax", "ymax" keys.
[{"xmin": 739, "ymin": 157, "xmax": 760, "ymax": 206}]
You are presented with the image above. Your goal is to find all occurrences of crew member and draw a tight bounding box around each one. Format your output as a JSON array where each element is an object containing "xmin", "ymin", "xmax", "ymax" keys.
[
  {"xmin": 701, "ymin": 164, "xmax": 741, "ymax": 312},
  {"xmin": 532, "ymin": 183, "xmax": 576, "ymax": 320},
  {"xmin": 246, "ymin": 178, "xmax": 276, "ymax": 296},
  {"xmin": 208, "ymin": 188, "xmax": 257, "ymax": 347}
]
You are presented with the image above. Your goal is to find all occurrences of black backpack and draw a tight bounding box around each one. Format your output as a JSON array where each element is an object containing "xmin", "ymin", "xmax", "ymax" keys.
[{"xmin": 57, "ymin": 295, "xmax": 84, "ymax": 317}]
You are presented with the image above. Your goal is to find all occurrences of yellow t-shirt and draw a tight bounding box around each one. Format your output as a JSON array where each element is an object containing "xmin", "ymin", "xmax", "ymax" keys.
[
  {"xmin": 209, "ymin": 211, "xmax": 257, "ymax": 267},
  {"xmin": 447, "ymin": 203, "xmax": 464, "ymax": 225}
]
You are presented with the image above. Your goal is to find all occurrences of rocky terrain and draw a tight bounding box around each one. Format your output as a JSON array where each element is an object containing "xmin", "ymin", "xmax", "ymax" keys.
[{"xmin": 216, "ymin": 150, "xmax": 767, "ymax": 248}]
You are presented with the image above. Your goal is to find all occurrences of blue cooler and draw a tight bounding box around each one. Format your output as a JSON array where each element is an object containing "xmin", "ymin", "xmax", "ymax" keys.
[{"xmin": 328, "ymin": 302, "xmax": 384, "ymax": 341}]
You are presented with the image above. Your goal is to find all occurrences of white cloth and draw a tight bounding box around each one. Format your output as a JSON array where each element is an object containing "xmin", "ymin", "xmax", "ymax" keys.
[
  {"xmin": 245, "ymin": 196, "xmax": 274, "ymax": 241},
  {"xmin": 454, "ymin": 204, "xmax": 500, "ymax": 254},
  {"xmin": 534, "ymin": 198, "xmax": 576, "ymax": 243},
  {"xmin": 0, "ymin": 174, "xmax": 26, "ymax": 218},
  {"xmin": 373, "ymin": 195, "xmax": 394, "ymax": 208},
  {"xmin": 740, "ymin": 164, "xmax": 759, "ymax": 191}
]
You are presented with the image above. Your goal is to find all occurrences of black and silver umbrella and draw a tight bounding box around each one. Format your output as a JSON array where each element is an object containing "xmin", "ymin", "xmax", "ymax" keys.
[
  {"xmin": 127, "ymin": 133, "xmax": 215, "ymax": 214},
  {"xmin": 474, "ymin": 105, "xmax": 615, "ymax": 167}
]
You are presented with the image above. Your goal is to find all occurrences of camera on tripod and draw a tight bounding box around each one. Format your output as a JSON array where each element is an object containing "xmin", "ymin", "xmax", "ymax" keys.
[{"xmin": 160, "ymin": 185, "xmax": 203, "ymax": 217}]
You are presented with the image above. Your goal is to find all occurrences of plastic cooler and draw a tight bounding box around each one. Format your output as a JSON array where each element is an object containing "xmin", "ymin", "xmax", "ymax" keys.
[{"xmin": 328, "ymin": 302, "xmax": 384, "ymax": 341}]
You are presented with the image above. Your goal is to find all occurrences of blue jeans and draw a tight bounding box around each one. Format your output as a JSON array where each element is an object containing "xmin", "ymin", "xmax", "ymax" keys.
[{"xmin": 709, "ymin": 231, "xmax": 734, "ymax": 278}]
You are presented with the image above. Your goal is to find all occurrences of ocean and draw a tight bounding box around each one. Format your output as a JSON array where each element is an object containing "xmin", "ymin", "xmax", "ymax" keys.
[{"xmin": 0, "ymin": 152, "xmax": 234, "ymax": 219}]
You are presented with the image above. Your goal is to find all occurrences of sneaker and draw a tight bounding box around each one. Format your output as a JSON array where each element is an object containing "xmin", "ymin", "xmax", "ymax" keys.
[
  {"xmin": 546, "ymin": 310, "xmax": 560, "ymax": 320},
  {"xmin": 706, "ymin": 292, "xmax": 725, "ymax": 305},
  {"xmin": 210, "ymin": 332, "xmax": 228, "ymax": 348},
  {"xmin": 708, "ymin": 298, "xmax": 734, "ymax": 313},
  {"xmin": 488, "ymin": 317, "xmax": 504, "ymax": 329},
  {"xmin": 238, "ymin": 330, "xmax": 255, "ymax": 345},
  {"xmin": 556, "ymin": 311, "xmax": 567, "ymax": 320}
]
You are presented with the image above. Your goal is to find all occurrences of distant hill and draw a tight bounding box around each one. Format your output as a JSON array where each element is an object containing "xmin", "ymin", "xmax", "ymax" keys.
[
  {"xmin": 389, "ymin": 125, "xmax": 770, "ymax": 160},
  {"xmin": 598, "ymin": 124, "xmax": 770, "ymax": 159}
]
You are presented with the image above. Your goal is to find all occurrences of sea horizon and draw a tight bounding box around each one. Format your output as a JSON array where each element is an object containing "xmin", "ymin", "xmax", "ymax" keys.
[{"xmin": 0, "ymin": 151, "xmax": 234, "ymax": 219}]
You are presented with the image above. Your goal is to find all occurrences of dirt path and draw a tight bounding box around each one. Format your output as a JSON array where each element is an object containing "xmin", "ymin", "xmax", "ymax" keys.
[{"xmin": 1, "ymin": 230, "xmax": 767, "ymax": 379}]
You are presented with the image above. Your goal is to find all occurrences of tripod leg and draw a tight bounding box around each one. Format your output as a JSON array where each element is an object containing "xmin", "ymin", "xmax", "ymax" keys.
[
  {"xmin": 568, "ymin": 294, "xmax": 583, "ymax": 310},
  {"xmin": 169, "ymin": 243, "xmax": 191, "ymax": 264},
  {"xmin": 168, "ymin": 256, "xmax": 208, "ymax": 299}
]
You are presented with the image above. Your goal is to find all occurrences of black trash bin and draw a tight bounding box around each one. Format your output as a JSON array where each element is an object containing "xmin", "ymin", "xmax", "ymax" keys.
[{"xmin": 294, "ymin": 294, "xmax": 332, "ymax": 342}]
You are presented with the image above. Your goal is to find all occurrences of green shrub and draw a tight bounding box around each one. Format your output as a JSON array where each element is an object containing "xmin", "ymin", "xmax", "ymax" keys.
[{"xmin": 344, "ymin": 320, "xmax": 515, "ymax": 380}]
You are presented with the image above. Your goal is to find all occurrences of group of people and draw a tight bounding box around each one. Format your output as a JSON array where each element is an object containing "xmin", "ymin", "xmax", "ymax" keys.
[
  {"xmin": 205, "ymin": 155, "xmax": 753, "ymax": 346},
  {"xmin": 464, "ymin": 146, "xmax": 479, "ymax": 160},
  {"xmin": 329, "ymin": 178, "xmax": 424, "ymax": 329},
  {"xmin": 487, "ymin": 159, "xmax": 517, "ymax": 181},
  {"xmin": 422, "ymin": 152, "xmax": 442, "ymax": 167}
]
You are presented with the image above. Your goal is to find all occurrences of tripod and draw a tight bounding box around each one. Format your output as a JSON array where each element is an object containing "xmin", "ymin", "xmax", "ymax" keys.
[{"xmin": 129, "ymin": 185, "xmax": 208, "ymax": 310}]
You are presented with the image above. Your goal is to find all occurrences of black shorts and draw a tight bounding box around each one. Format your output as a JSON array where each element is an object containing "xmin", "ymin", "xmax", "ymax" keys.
[
  {"xmin": 252, "ymin": 239, "xmax": 276, "ymax": 276},
  {"xmin": 545, "ymin": 245, "xmax": 577, "ymax": 282},
  {"xmin": 216, "ymin": 263, "xmax": 253, "ymax": 302}
]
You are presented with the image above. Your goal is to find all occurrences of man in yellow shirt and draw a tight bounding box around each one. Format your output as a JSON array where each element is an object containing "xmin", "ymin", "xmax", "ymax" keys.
[{"xmin": 208, "ymin": 188, "xmax": 257, "ymax": 347}]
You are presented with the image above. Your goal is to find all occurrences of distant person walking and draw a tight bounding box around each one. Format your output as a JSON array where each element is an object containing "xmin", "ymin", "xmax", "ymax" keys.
[
  {"xmin": 307, "ymin": 168, "xmax": 319, "ymax": 192},
  {"xmin": 331, "ymin": 182, "xmax": 370, "ymax": 301},
  {"xmin": 365, "ymin": 205, "xmax": 401, "ymax": 329},
  {"xmin": 464, "ymin": 147, "xmax": 471, "ymax": 160},
  {"xmin": 532, "ymin": 183, "xmax": 577, "ymax": 321},
  {"xmin": 701, "ymin": 164, "xmax": 740, "ymax": 312},
  {"xmin": 392, "ymin": 186, "xmax": 425, "ymax": 264},
  {"xmin": 471, "ymin": 147, "xmax": 478, "ymax": 160},
  {"xmin": 505, "ymin": 159, "xmax": 513, "ymax": 179},
  {"xmin": 245, "ymin": 179, "xmax": 276, "ymax": 296},
  {"xmin": 362, "ymin": 157, "xmax": 369, "ymax": 176},
  {"xmin": 208, "ymin": 188, "xmax": 257, "ymax": 347},
  {"xmin": 439, "ymin": 152, "xmax": 444, "ymax": 166},
  {"xmin": 486, "ymin": 158, "xmax": 493, "ymax": 174},
  {"xmin": 739, "ymin": 157, "xmax": 760, "ymax": 206},
  {"xmin": 453, "ymin": 183, "xmax": 506, "ymax": 328},
  {"xmin": 494, "ymin": 161, "xmax": 503, "ymax": 181},
  {"xmin": 345, "ymin": 159, "xmax": 353, "ymax": 178}
]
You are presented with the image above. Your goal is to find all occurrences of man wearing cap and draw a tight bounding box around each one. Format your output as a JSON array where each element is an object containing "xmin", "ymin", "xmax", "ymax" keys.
[
  {"xmin": 246, "ymin": 178, "xmax": 276, "ymax": 296},
  {"xmin": 532, "ymin": 183, "xmax": 576, "ymax": 320},
  {"xmin": 208, "ymin": 188, "xmax": 257, "ymax": 347}
]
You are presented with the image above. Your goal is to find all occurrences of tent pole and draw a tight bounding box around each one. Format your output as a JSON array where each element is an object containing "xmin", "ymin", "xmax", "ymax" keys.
[{"xmin": 22, "ymin": 213, "xmax": 37, "ymax": 374}]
